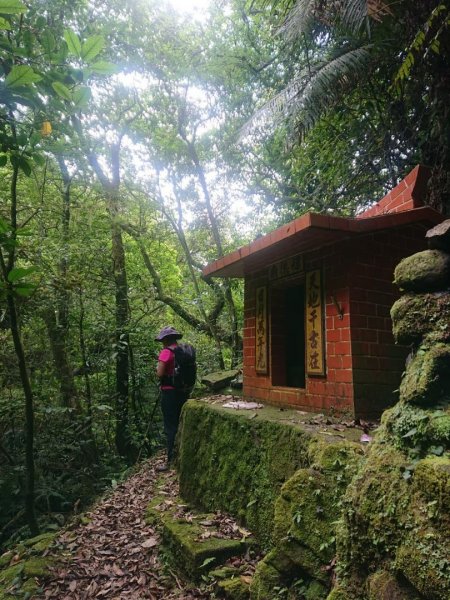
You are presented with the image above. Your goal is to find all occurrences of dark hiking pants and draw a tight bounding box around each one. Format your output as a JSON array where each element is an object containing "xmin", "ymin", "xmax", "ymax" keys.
[{"xmin": 160, "ymin": 388, "xmax": 188, "ymax": 462}]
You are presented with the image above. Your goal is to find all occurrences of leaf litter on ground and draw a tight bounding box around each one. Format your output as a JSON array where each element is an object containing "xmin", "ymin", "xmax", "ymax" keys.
[{"xmin": 34, "ymin": 456, "xmax": 221, "ymax": 599}]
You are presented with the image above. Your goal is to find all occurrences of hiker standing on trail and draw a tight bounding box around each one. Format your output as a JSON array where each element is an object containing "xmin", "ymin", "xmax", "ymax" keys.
[{"xmin": 155, "ymin": 326, "xmax": 196, "ymax": 471}]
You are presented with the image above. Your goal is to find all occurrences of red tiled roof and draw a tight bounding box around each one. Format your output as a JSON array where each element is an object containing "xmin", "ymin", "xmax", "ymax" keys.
[{"xmin": 203, "ymin": 166, "xmax": 443, "ymax": 278}]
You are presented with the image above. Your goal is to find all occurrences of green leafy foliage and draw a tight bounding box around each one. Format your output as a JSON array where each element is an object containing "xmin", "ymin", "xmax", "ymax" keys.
[
  {"xmin": 80, "ymin": 35, "xmax": 105, "ymax": 62},
  {"xmin": 64, "ymin": 29, "xmax": 82, "ymax": 56},
  {"xmin": 5, "ymin": 65, "xmax": 42, "ymax": 87},
  {"xmin": 0, "ymin": 0, "xmax": 26, "ymax": 14}
]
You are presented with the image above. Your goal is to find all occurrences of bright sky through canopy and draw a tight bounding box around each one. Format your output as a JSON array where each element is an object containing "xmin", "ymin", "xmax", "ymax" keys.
[{"xmin": 168, "ymin": 0, "xmax": 211, "ymax": 15}]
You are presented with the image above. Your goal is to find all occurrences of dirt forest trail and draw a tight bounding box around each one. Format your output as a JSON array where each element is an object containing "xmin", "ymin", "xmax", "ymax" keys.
[{"xmin": 36, "ymin": 456, "xmax": 209, "ymax": 599}]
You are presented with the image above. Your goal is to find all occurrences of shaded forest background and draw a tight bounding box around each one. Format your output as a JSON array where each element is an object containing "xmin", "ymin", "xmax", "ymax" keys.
[{"xmin": 1, "ymin": 0, "xmax": 449, "ymax": 549}]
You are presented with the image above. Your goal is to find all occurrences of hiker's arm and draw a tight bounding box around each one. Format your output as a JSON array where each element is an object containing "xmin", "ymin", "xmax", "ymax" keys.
[{"xmin": 157, "ymin": 360, "xmax": 166, "ymax": 379}]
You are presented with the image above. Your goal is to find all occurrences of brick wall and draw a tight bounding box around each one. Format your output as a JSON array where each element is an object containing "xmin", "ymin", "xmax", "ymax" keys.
[
  {"xmin": 243, "ymin": 243, "xmax": 355, "ymax": 414},
  {"xmin": 357, "ymin": 165, "xmax": 430, "ymax": 219},
  {"xmin": 349, "ymin": 223, "xmax": 430, "ymax": 417},
  {"xmin": 242, "ymin": 223, "xmax": 430, "ymax": 418}
]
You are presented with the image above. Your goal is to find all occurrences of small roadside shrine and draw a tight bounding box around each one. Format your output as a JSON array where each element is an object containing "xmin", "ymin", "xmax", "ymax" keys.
[{"xmin": 204, "ymin": 166, "xmax": 444, "ymax": 418}]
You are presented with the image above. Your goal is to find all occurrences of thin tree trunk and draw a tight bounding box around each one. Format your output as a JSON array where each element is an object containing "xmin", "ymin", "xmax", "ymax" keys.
[
  {"xmin": 6, "ymin": 293, "xmax": 38, "ymax": 536},
  {"xmin": 183, "ymin": 136, "xmax": 241, "ymax": 366},
  {"xmin": 0, "ymin": 159, "xmax": 38, "ymax": 536},
  {"xmin": 79, "ymin": 127, "xmax": 133, "ymax": 461}
]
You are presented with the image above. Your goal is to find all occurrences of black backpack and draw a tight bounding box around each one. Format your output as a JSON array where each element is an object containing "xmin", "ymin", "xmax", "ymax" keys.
[{"xmin": 168, "ymin": 343, "xmax": 197, "ymax": 392}]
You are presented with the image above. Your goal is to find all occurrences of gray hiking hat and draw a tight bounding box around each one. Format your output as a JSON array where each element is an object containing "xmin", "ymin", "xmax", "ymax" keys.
[{"xmin": 155, "ymin": 326, "xmax": 183, "ymax": 341}]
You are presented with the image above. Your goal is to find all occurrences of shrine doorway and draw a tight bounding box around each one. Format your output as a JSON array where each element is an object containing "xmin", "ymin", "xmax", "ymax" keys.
[{"xmin": 271, "ymin": 283, "xmax": 306, "ymax": 389}]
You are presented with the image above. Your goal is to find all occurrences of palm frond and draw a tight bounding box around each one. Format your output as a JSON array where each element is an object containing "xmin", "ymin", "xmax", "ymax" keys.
[
  {"xmin": 342, "ymin": 0, "xmax": 393, "ymax": 33},
  {"xmin": 292, "ymin": 45, "xmax": 373, "ymax": 138},
  {"xmin": 280, "ymin": 0, "xmax": 393, "ymax": 40},
  {"xmin": 278, "ymin": 0, "xmax": 317, "ymax": 42},
  {"xmin": 240, "ymin": 44, "xmax": 373, "ymax": 141}
]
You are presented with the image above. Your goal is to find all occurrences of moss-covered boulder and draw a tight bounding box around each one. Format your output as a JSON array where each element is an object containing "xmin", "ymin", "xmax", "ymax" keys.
[
  {"xmin": 246, "ymin": 439, "xmax": 362, "ymax": 596},
  {"xmin": 367, "ymin": 571, "xmax": 421, "ymax": 600},
  {"xmin": 390, "ymin": 292, "xmax": 450, "ymax": 345},
  {"xmin": 334, "ymin": 427, "xmax": 450, "ymax": 599},
  {"xmin": 398, "ymin": 342, "xmax": 450, "ymax": 406},
  {"xmin": 393, "ymin": 249, "xmax": 450, "ymax": 292}
]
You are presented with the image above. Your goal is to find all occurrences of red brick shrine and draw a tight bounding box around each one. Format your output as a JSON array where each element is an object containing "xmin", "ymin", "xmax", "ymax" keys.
[{"xmin": 203, "ymin": 166, "xmax": 445, "ymax": 418}]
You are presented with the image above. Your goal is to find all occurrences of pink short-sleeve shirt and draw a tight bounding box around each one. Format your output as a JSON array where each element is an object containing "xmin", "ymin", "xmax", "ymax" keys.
[{"xmin": 158, "ymin": 345, "xmax": 176, "ymax": 390}]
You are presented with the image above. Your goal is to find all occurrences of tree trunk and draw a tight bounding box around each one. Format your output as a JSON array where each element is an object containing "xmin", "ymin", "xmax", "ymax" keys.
[
  {"xmin": 184, "ymin": 137, "xmax": 242, "ymax": 366},
  {"xmin": 110, "ymin": 199, "xmax": 131, "ymax": 459},
  {"xmin": 0, "ymin": 160, "xmax": 38, "ymax": 536},
  {"xmin": 6, "ymin": 293, "xmax": 39, "ymax": 536},
  {"xmin": 44, "ymin": 308, "xmax": 79, "ymax": 409}
]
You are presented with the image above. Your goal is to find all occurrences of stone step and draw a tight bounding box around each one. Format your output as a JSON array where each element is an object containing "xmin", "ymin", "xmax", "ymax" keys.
[
  {"xmin": 146, "ymin": 476, "xmax": 256, "ymax": 581},
  {"xmin": 216, "ymin": 574, "xmax": 251, "ymax": 599}
]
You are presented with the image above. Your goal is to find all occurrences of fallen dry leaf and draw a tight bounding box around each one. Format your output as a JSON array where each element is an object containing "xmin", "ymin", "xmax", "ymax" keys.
[{"xmin": 141, "ymin": 537, "xmax": 159, "ymax": 549}]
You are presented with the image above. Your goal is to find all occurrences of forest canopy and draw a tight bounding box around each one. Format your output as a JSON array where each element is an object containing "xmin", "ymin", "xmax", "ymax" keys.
[{"xmin": 1, "ymin": 0, "xmax": 449, "ymax": 546}]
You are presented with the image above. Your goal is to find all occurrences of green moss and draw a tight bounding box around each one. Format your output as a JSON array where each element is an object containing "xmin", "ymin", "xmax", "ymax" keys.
[
  {"xmin": 162, "ymin": 516, "xmax": 250, "ymax": 578},
  {"xmin": 308, "ymin": 439, "xmax": 363, "ymax": 474},
  {"xmin": 325, "ymin": 588, "xmax": 351, "ymax": 600},
  {"xmin": 413, "ymin": 456, "xmax": 450, "ymax": 514},
  {"xmin": 399, "ymin": 343, "xmax": 450, "ymax": 406},
  {"xmin": 338, "ymin": 442, "xmax": 411, "ymax": 573},
  {"xmin": 367, "ymin": 571, "xmax": 420, "ymax": 600},
  {"xmin": 0, "ymin": 554, "xmax": 12, "ymax": 570},
  {"xmin": 0, "ymin": 556, "xmax": 54, "ymax": 599},
  {"xmin": 305, "ymin": 580, "xmax": 328, "ymax": 600},
  {"xmin": 274, "ymin": 469, "xmax": 336, "ymax": 564},
  {"xmin": 395, "ymin": 539, "xmax": 450, "ymax": 598},
  {"xmin": 390, "ymin": 293, "xmax": 450, "ymax": 345},
  {"xmin": 382, "ymin": 403, "xmax": 450, "ymax": 457},
  {"xmin": 147, "ymin": 484, "xmax": 254, "ymax": 580},
  {"xmin": 178, "ymin": 401, "xmax": 314, "ymax": 547},
  {"xmin": 393, "ymin": 250, "xmax": 450, "ymax": 292},
  {"xmin": 24, "ymin": 532, "xmax": 56, "ymax": 553},
  {"xmin": 217, "ymin": 575, "xmax": 250, "ymax": 599},
  {"xmin": 249, "ymin": 560, "xmax": 283, "ymax": 600}
]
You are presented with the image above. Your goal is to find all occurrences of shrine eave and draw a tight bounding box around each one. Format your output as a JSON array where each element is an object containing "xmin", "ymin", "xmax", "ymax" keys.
[{"xmin": 203, "ymin": 207, "xmax": 443, "ymax": 278}]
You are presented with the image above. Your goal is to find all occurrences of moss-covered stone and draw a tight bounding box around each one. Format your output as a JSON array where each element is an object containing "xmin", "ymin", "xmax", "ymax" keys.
[
  {"xmin": 249, "ymin": 560, "xmax": 284, "ymax": 600},
  {"xmin": 399, "ymin": 343, "xmax": 450, "ymax": 406},
  {"xmin": 178, "ymin": 401, "xmax": 313, "ymax": 547},
  {"xmin": 367, "ymin": 570, "xmax": 421, "ymax": 599},
  {"xmin": 0, "ymin": 555, "xmax": 54, "ymax": 599},
  {"xmin": 413, "ymin": 456, "xmax": 450, "ymax": 514},
  {"xmin": 23, "ymin": 532, "xmax": 56, "ymax": 552},
  {"xmin": 395, "ymin": 537, "xmax": 450, "ymax": 598},
  {"xmin": 147, "ymin": 486, "xmax": 254, "ymax": 580},
  {"xmin": 178, "ymin": 400, "xmax": 360, "ymax": 550},
  {"xmin": 390, "ymin": 292, "xmax": 450, "ymax": 345},
  {"xmin": 325, "ymin": 587, "xmax": 351, "ymax": 600},
  {"xmin": 201, "ymin": 370, "xmax": 240, "ymax": 391},
  {"xmin": 0, "ymin": 554, "xmax": 12, "ymax": 570},
  {"xmin": 393, "ymin": 249, "xmax": 450, "ymax": 292},
  {"xmin": 217, "ymin": 575, "xmax": 251, "ymax": 599},
  {"xmin": 273, "ymin": 469, "xmax": 337, "ymax": 567},
  {"xmin": 338, "ymin": 441, "xmax": 412, "ymax": 574},
  {"xmin": 162, "ymin": 516, "xmax": 251, "ymax": 579}
]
